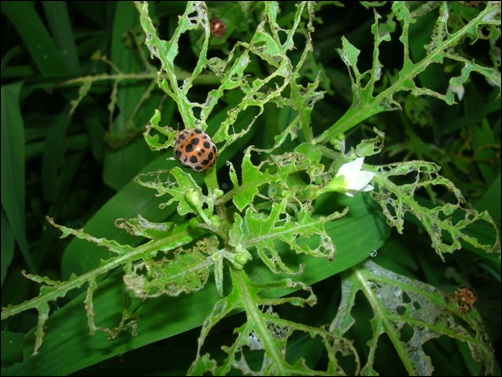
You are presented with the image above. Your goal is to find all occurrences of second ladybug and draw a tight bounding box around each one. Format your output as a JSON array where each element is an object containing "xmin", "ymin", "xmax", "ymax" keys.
[
  {"xmin": 210, "ymin": 18, "xmax": 227, "ymax": 38},
  {"xmin": 174, "ymin": 129, "xmax": 218, "ymax": 172}
]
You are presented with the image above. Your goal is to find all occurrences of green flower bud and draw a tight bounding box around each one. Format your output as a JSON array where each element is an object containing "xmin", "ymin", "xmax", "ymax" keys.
[
  {"xmin": 210, "ymin": 214, "xmax": 221, "ymax": 227},
  {"xmin": 234, "ymin": 253, "xmax": 250, "ymax": 266},
  {"xmin": 213, "ymin": 188, "xmax": 224, "ymax": 198},
  {"xmin": 189, "ymin": 217, "xmax": 201, "ymax": 229}
]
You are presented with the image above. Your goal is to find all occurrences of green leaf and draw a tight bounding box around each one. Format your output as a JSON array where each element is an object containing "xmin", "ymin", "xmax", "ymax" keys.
[
  {"xmin": 317, "ymin": 1, "xmax": 501, "ymax": 142},
  {"xmin": 1, "ymin": 83, "xmax": 34, "ymax": 273},
  {"xmin": 1, "ymin": 2, "xmax": 70, "ymax": 76},
  {"xmin": 42, "ymin": 2, "xmax": 80, "ymax": 73},
  {"xmin": 371, "ymin": 161, "xmax": 500, "ymax": 259},
  {"xmin": 231, "ymin": 199, "xmax": 348, "ymax": 274},
  {"xmin": 3, "ymin": 194, "xmax": 388, "ymax": 375},
  {"xmin": 332, "ymin": 261, "xmax": 496, "ymax": 375},
  {"xmin": 135, "ymin": 167, "xmax": 204, "ymax": 216},
  {"xmin": 124, "ymin": 248, "xmax": 210, "ymax": 298},
  {"xmin": 228, "ymin": 149, "xmax": 268, "ymax": 211}
]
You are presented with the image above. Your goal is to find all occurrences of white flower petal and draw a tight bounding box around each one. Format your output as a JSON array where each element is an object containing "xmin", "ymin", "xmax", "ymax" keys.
[
  {"xmin": 348, "ymin": 171, "xmax": 375, "ymax": 190},
  {"xmin": 335, "ymin": 157, "xmax": 375, "ymax": 196},
  {"xmin": 360, "ymin": 184, "xmax": 374, "ymax": 192},
  {"xmin": 336, "ymin": 157, "xmax": 364, "ymax": 178}
]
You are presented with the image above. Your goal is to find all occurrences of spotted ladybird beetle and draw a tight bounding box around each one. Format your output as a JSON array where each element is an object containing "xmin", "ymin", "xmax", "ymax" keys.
[
  {"xmin": 210, "ymin": 18, "xmax": 227, "ymax": 38},
  {"xmin": 174, "ymin": 129, "xmax": 218, "ymax": 172}
]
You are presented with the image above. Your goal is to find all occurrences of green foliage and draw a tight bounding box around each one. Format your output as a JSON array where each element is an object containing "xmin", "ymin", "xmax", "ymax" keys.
[
  {"xmin": 1, "ymin": 1, "xmax": 500, "ymax": 376},
  {"xmin": 189, "ymin": 269, "xmax": 359, "ymax": 376},
  {"xmin": 372, "ymin": 160, "xmax": 499, "ymax": 259},
  {"xmin": 333, "ymin": 260, "xmax": 495, "ymax": 375}
]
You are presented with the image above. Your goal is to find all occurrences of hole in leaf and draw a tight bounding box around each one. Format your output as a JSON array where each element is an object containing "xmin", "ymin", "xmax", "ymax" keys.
[
  {"xmin": 286, "ymin": 331, "xmax": 324, "ymax": 369},
  {"xmin": 396, "ymin": 305, "xmax": 406, "ymax": 316},
  {"xmin": 402, "ymin": 291, "xmax": 412, "ymax": 303},
  {"xmin": 399, "ymin": 323, "xmax": 414, "ymax": 343},
  {"xmin": 374, "ymin": 332, "xmax": 408, "ymax": 375}
]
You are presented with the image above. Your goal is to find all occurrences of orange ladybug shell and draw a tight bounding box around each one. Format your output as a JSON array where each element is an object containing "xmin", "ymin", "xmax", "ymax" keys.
[
  {"xmin": 210, "ymin": 18, "xmax": 227, "ymax": 38},
  {"xmin": 174, "ymin": 129, "xmax": 218, "ymax": 172}
]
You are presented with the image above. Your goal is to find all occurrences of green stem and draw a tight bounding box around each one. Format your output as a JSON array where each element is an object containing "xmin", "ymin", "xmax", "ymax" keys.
[
  {"xmin": 198, "ymin": 168, "xmax": 229, "ymax": 241},
  {"xmin": 204, "ymin": 166, "xmax": 219, "ymax": 194},
  {"xmin": 315, "ymin": 2, "xmax": 496, "ymax": 144}
]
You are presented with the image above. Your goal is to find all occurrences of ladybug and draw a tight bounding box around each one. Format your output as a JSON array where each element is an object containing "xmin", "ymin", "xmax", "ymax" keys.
[
  {"xmin": 210, "ymin": 18, "xmax": 227, "ymax": 38},
  {"xmin": 174, "ymin": 129, "xmax": 218, "ymax": 172}
]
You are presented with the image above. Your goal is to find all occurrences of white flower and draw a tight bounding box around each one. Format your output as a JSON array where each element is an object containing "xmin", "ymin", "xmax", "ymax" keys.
[{"xmin": 324, "ymin": 157, "xmax": 376, "ymax": 197}]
